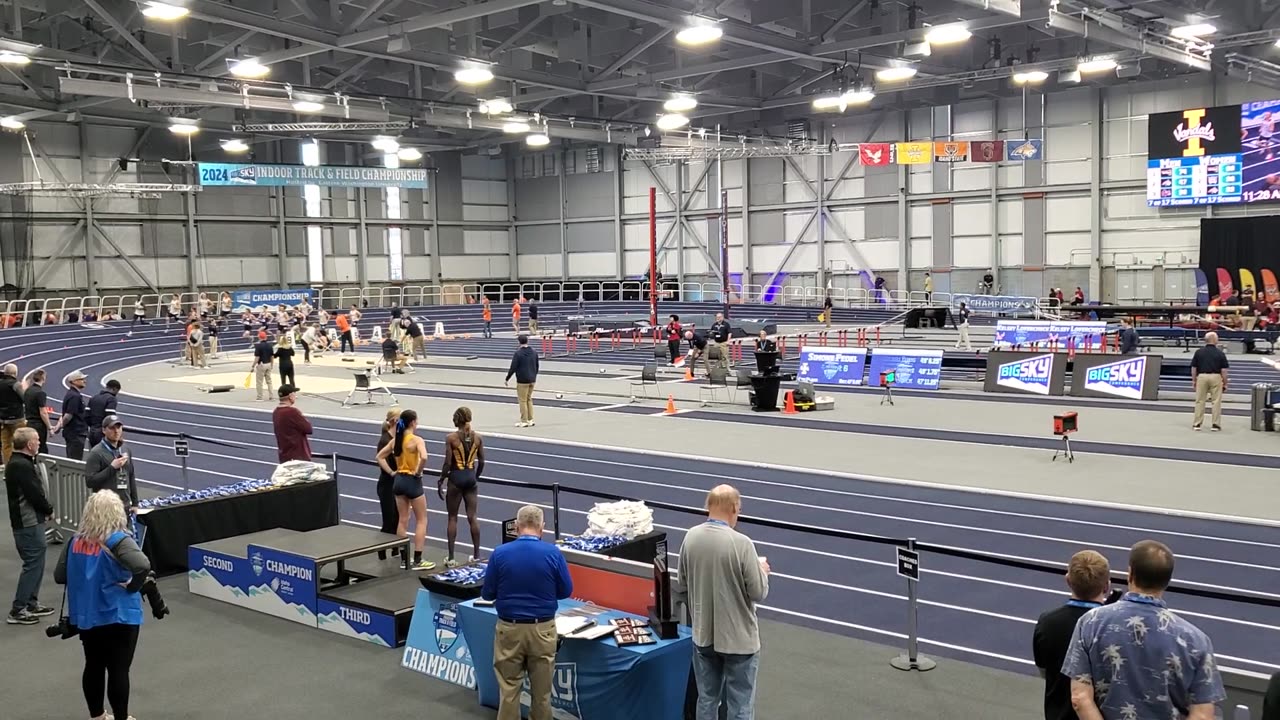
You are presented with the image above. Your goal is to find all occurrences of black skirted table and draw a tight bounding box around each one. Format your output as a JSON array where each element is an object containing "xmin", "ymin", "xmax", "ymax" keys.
[{"xmin": 138, "ymin": 479, "xmax": 340, "ymax": 576}]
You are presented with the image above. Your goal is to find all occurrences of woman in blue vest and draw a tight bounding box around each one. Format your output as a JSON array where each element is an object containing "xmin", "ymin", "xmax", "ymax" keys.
[{"xmin": 55, "ymin": 490, "xmax": 152, "ymax": 720}]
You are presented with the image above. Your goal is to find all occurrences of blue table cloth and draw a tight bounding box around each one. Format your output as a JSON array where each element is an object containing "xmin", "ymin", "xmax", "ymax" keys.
[{"xmin": 457, "ymin": 598, "xmax": 692, "ymax": 720}]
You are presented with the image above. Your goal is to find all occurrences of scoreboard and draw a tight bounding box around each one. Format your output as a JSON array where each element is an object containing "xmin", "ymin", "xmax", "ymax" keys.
[{"xmin": 1146, "ymin": 155, "xmax": 1244, "ymax": 207}]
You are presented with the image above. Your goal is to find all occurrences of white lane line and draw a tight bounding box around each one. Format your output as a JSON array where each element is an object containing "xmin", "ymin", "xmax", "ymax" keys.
[{"xmin": 584, "ymin": 403, "xmax": 635, "ymax": 412}]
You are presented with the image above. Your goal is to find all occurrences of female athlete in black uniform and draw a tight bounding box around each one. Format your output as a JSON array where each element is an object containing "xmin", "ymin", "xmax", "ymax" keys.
[{"xmin": 438, "ymin": 406, "xmax": 484, "ymax": 567}]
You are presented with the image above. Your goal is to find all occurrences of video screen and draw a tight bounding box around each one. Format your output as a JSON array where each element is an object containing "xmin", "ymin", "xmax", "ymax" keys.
[
  {"xmin": 1242, "ymin": 100, "xmax": 1280, "ymax": 204},
  {"xmin": 1147, "ymin": 100, "xmax": 1280, "ymax": 207}
]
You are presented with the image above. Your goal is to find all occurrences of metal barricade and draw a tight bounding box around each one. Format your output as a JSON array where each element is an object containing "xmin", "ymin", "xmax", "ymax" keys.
[{"xmin": 38, "ymin": 454, "xmax": 91, "ymax": 535}]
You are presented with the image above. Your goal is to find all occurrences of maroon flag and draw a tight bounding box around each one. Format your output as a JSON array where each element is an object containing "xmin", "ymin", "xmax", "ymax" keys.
[{"xmin": 970, "ymin": 141, "xmax": 1004, "ymax": 162}]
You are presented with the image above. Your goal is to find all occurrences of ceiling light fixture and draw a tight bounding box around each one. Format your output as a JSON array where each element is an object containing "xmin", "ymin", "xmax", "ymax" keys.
[
  {"xmin": 372, "ymin": 136, "xmax": 400, "ymax": 153},
  {"xmin": 292, "ymin": 99, "xmax": 325, "ymax": 113},
  {"xmin": 229, "ymin": 58, "xmax": 270, "ymax": 79},
  {"xmin": 1077, "ymin": 56, "xmax": 1118, "ymax": 74},
  {"xmin": 0, "ymin": 51, "xmax": 31, "ymax": 65},
  {"xmin": 168, "ymin": 119, "xmax": 199, "ymax": 135},
  {"xmin": 526, "ymin": 132, "xmax": 550, "ymax": 147},
  {"xmin": 843, "ymin": 87, "xmax": 876, "ymax": 104},
  {"xmin": 1170, "ymin": 23, "xmax": 1217, "ymax": 39},
  {"xmin": 676, "ymin": 20, "xmax": 723, "ymax": 46},
  {"xmin": 656, "ymin": 113, "xmax": 690, "ymax": 130},
  {"xmin": 1012, "ymin": 70, "xmax": 1049, "ymax": 85},
  {"xmin": 140, "ymin": 2, "xmax": 190, "ymax": 20},
  {"xmin": 924, "ymin": 23, "xmax": 972, "ymax": 45},
  {"xmin": 812, "ymin": 92, "xmax": 845, "ymax": 111},
  {"xmin": 502, "ymin": 120, "xmax": 531, "ymax": 134},
  {"xmin": 455, "ymin": 65, "xmax": 495, "ymax": 85},
  {"xmin": 875, "ymin": 66, "xmax": 917, "ymax": 82},
  {"xmin": 663, "ymin": 94, "xmax": 698, "ymax": 112},
  {"xmin": 1, "ymin": 116, "xmax": 25, "ymax": 130},
  {"xmin": 478, "ymin": 98, "xmax": 513, "ymax": 114},
  {"xmin": 397, "ymin": 147, "xmax": 423, "ymax": 162},
  {"xmin": 220, "ymin": 138, "xmax": 250, "ymax": 153}
]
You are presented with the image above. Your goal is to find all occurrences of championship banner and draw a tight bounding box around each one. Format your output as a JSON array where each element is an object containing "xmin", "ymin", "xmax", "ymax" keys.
[
  {"xmin": 797, "ymin": 346, "xmax": 869, "ymax": 386},
  {"xmin": 984, "ymin": 351, "xmax": 1068, "ymax": 396},
  {"xmin": 970, "ymin": 141, "xmax": 1004, "ymax": 162},
  {"xmin": 896, "ymin": 141, "xmax": 933, "ymax": 165},
  {"xmin": 867, "ymin": 348, "xmax": 943, "ymax": 390},
  {"xmin": 401, "ymin": 589, "xmax": 477, "ymax": 688},
  {"xmin": 1070, "ymin": 354, "xmax": 1163, "ymax": 401},
  {"xmin": 934, "ymin": 141, "xmax": 969, "ymax": 162},
  {"xmin": 1005, "ymin": 139, "xmax": 1043, "ymax": 161},
  {"xmin": 232, "ymin": 288, "xmax": 314, "ymax": 311},
  {"xmin": 197, "ymin": 162, "xmax": 429, "ymax": 189},
  {"xmin": 994, "ymin": 320, "xmax": 1107, "ymax": 349},
  {"xmin": 860, "ymin": 143, "xmax": 893, "ymax": 166},
  {"xmin": 950, "ymin": 293, "xmax": 1039, "ymax": 315}
]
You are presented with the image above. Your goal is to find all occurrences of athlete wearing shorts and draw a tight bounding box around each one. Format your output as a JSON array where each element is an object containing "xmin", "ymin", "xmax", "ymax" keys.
[
  {"xmin": 377, "ymin": 409, "xmax": 435, "ymax": 570},
  {"xmin": 438, "ymin": 406, "xmax": 484, "ymax": 567}
]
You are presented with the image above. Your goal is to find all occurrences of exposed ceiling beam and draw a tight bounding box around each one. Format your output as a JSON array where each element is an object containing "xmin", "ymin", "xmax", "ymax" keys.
[
  {"xmin": 192, "ymin": 29, "xmax": 260, "ymax": 72},
  {"xmin": 348, "ymin": 0, "xmax": 399, "ymax": 30},
  {"xmin": 820, "ymin": 0, "xmax": 869, "ymax": 43},
  {"xmin": 82, "ymin": 0, "xmax": 166, "ymax": 70},
  {"xmin": 1046, "ymin": 11, "xmax": 1212, "ymax": 72},
  {"xmin": 590, "ymin": 27, "xmax": 672, "ymax": 80},
  {"xmin": 487, "ymin": 13, "xmax": 547, "ymax": 57},
  {"xmin": 322, "ymin": 56, "xmax": 376, "ymax": 89}
]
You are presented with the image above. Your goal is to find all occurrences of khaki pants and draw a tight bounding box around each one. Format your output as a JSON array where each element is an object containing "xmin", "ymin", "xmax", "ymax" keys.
[
  {"xmin": 190, "ymin": 343, "xmax": 207, "ymax": 368},
  {"xmin": 412, "ymin": 335, "xmax": 425, "ymax": 359},
  {"xmin": 255, "ymin": 365, "xmax": 274, "ymax": 401},
  {"xmin": 1194, "ymin": 373, "xmax": 1223, "ymax": 428},
  {"xmin": 955, "ymin": 322, "xmax": 972, "ymax": 350},
  {"xmin": 824, "ymin": 309, "xmax": 832, "ymax": 327},
  {"xmin": 494, "ymin": 620, "xmax": 558, "ymax": 720},
  {"xmin": 1243, "ymin": 316, "xmax": 1257, "ymax": 331},
  {"xmin": 208, "ymin": 335, "xmax": 219, "ymax": 357},
  {"xmin": 708, "ymin": 341, "xmax": 729, "ymax": 370},
  {"xmin": 517, "ymin": 383, "xmax": 535, "ymax": 423},
  {"xmin": 529, "ymin": 318, "xmax": 539, "ymax": 334},
  {"xmin": 1, "ymin": 419, "xmax": 27, "ymax": 463}
]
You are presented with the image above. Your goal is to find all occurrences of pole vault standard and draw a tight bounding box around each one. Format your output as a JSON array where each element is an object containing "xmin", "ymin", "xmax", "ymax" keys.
[{"xmin": 649, "ymin": 186, "xmax": 658, "ymax": 328}]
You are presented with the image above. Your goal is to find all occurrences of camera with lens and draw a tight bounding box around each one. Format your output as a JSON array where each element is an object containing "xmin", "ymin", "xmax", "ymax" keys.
[
  {"xmin": 45, "ymin": 616, "xmax": 79, "ymax": 640},
  {"xmin": 141, "ymin": 573, "xmax": 170, "ymax": 619}
]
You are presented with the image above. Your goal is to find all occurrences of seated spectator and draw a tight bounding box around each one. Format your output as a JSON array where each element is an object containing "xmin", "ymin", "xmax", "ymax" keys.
[
  {"xmin": 1064, "ymin": 540, "xmax": 1225, "ymax": 720},
  {"xmin": 381, "ymin": 336, "xmax": 408, "ymax": 373},
  {"xmin": 81, "ymin": 310, "xmax": 97, "ymax": 323},
  {"xmin": 1033, "ymin": 550, "xmax": 1111, "ymax": 720}
]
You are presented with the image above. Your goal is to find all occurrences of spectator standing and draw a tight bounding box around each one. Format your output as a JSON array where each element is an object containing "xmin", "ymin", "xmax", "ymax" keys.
[
  {"xmin": 336, "ymin": 312, "xmax": 354, "ymax": 355},
  {"xmin": 1118, "ymin": 319, "xmax": 1140, "ymax": 355},
  {"xmin": 5, "ymin": 426, "xmax": 55, "ymax": 625},
  {"xmin": 1064, "ymin": 540, "xmax": 1225, "ymax": 720},
  {"xmin": 271, "ymin": 385, "xmax": 312, "ymax": 463},
  {"xmin": 187, "ymin": 322, "xmax": 208, "ymax": 368},
  {"xmin": 84, "ymin": 415, "xmax": 139, "ymax": 511},
  {"xmin": 55, "ymin": 371, "xmax": 90, "ymax": 460},
  {"xmin": 1033, "ymin": 550, "xmax": 1112, "ymax": 720},
  {"xmin": 665, "ymin": 314, "xmax": 683, "ymax": 366},
  {"xmin": 206, "ymin": 317, "xmax": 221, "ymax": 358},
  {"xmin": 511, "ymin": 298, "xmax": 522, "ymax": 334},
  {"xmin": 0, "ymin": 363, "xmax": 26, "ymax": 463},
  {"xmin": 708, "ymin": 313, "xmax": 732, "ymax": 371},
  {"xmin": 679, "ymin": 485, "xmax": 769, "ymax": 720},
  {"xmin": 275, "ymin": 336, "xmax": 297, "ymax": 388},
  {"xmin": 1190, "ymin": 332, "xmax": 1229, "ymax": 432},
  {"xmin": 482, "ymin": 297, "xmax": 493, "ymax": 339},
  {"xmin": 924, "ymin": 272, "xmax": 934, "ymax": 303},
  {"xmin": 822, "ymin": 294, "xmax": 833, "ymax": 327},
  {"xmin": 954, "ymin": 302, "xmax": 973, "ymax": 351},
  {"xmin": 481, "ymin": 504, "xmax": 572, "ymax": 720},
  {"xmin": 504, "ymin": 335, "xmax": 539, "ymax": 428},
  {"xmin": 86, "ymin": 380, "xmax": 120, "ymax": 449},
  {"xmin": 23, "ymin": 369, "xmax": 52, "ymax": 455},
  {"xmin": 55, "ymin": 490, "xmax": 154, "ymax": 720},
  {"xmin": 527, "ymin": 299, "xmax": 539, "ymax": 334},
  {"xmin": 406, "ymin": 317, "xmax": 426, "ymax": 360},
  {"xmin": 251, "ymin": 334, "xmax": 276, "ymax": 402},
  {"xmin": 374, "ymin": 409, "xmax": 402, "ymax": 560}
]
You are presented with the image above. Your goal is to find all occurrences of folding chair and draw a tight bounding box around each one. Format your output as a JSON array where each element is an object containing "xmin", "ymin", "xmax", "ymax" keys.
[
  {"xmin": 629, "ymin": 363, "xmax": 658, "ymax": 401},
  {"xmin": 699, "ymin": 367, "xmax": 730, "ymax": 406}
]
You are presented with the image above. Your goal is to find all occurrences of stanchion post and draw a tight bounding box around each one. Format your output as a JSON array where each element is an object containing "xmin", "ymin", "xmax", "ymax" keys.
[
  {"xmin": 552, "ymin": 482, "xmax": 562, "ymax": 540},
  {"xmin": 890, "ymin": 538, "xmax": 936, "ymax": 672},
  {"xmin": 179, "ymin": 432, "xmax": 190, "ymax": 492},
  {"xmin": 331, "ymin": 452, "xmax": 341, "ymax": 521}
]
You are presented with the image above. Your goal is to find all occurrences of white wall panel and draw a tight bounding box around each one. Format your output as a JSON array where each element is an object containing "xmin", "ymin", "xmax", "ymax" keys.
[
  {"xmin": 909, "ymin": 239, "xmax": 932, "ymax": 269},
  {"xmin": 828, "ymin": 239, "xmax": 898, "ymax": 271},
  {"xmin": 783, "ymin": 211, "xmax": 816, "ymax": 241},
  {"xmin": 1102, "ymin": 228, "xmax": 1197, "ymax": 253},
  {"xmin": 908, "ymin": 169, "xmax": 931, "ymax": 194},
  {"xmin": 953, "ymin": 202, "xmax": 992, "ymax": 237},
  {"xmin": 1046, "ymin": 196, "xmax": 1092, "ymax": 232},
  {"xmin": 953, "ymin": 236, "xmax": 992, "ymax": 268},
  {"xmin": 462, "ymin": 205, "xmax": 509, "ymax": 221},
  {"xmin": 909, "ymin": 206, "xmax": 931, "ymax": 239},
  {"xmin": 997, "ymin": 163, "xmax": 1025, "ymax": 186},
  {"xmin": 464, "ymin": 229, "xmax": 509, "ymax": 254},
  {"xmin": 623, "ymin": 221, "xmax": 673, "ymax": 250},
  {"xmin": 827, "ymin": 208, "xmax": 864, "ymax": 239},
  {"xmin": 999, "ymin": 236, "xmax": 1025, "ymax": 267},
  {"xmin": 567, "ymin": 252, "xmax": 616, "ymax": 278},
  {"xmin": 750, "ymin": 245, "xmax": 789, "ymax": 273},
  {"xmin": 722, "ymin": 159, "xmax": 743, "ymax": 188},
  {"xmin": 444, "ymin": 254, "xmax": 511, "ymax": 280},
  {"xmin": 998, "ymin": 199, "xmax": 1023, "ymax": 234},
  {"xmin": 329, "ymin": 257, "xmax": 360, "ymax": 284},
  {"xmin": 828, "ymin": 176, "xmax": 867, "ymax": 200},
  {"xmin": 404, "ymin": 255, "xmax": 433, "ymax": 282},
  {"xmin": 1046, "ymin": 233, "xmax": 1090, "ymax": 266},
  {"xmin": 953, "ymin": 166, "xmax": 992, "ymax": 192},
  {"xmin": 516, "ymin": 253, "xmax": 561, "ymax": 278}
]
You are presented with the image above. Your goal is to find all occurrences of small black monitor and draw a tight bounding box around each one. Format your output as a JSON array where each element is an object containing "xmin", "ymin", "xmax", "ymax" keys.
[{"xmin": 754, "ymin": 350, "xmax": 779, "ymax": 375}]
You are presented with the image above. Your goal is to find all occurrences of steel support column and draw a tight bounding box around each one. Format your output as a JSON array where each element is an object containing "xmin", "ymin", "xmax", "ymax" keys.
[
  {"xmin": 898, "ymin": 114, "xmax": 910, "ymax": 292},
  {"xmin": 184, "ymin": 190, "xmax": 198, "ymax": 292},
  {"xmin": 741, "ymin": 158, "xmax": 752, "ymax": 287},
  {"xmin": 430, "ymin": 167, "xmax": 443, "ymax": 286},
  {"xmin": 816, "ymin": 126, "xmax": 827, "ymax": 291},
  {"xmin": 356, "ymin": 186, "xmax": 369, "ymax": 288},
  {"xmin": 675, "ymin": 161, "xmax": 684, "ymax": 287},
  {"xmin": 79, "ymin": 122, "xmax": 95, "ymax": 294},
  {"xmin": 559, "ymin": 147, "xmax": 568, "ymax": 281},
  {"xmin": 1089, "ymin": 88, "xmax": 1104, "ymax": 300},
  {"xmin": 614, "ymin": 146, "xmax": 624, "ymax": 281},
  {"xmin": 506, "ymin": 154, "xmax": 518, "ymax": 282}
]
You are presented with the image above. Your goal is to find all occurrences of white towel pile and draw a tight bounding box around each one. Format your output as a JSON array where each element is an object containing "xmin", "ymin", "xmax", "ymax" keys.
[
  {"xmin": 583, "ymin": 500, "xmax": 653, "ymax": 539},
  {"xmin": 271, "ymin": 460, "xmax": 331, "ymax": 486}
]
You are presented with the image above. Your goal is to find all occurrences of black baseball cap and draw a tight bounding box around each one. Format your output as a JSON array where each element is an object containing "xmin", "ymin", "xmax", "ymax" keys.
[
  {"xmin": 102, "ymin": 414, "xmax": 124, "ymax": 430},
  {"xmin": 278, "ymin": 384, "xmax": 301, "ymax": 398}
]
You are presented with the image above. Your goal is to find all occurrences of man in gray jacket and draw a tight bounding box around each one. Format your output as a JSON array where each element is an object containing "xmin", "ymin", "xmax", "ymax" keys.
[
  {"xmin": 84, "ymin": 415, "xmax": 138, "ymax": 511},
  {"xmin": 5, "ymin": 427, "xmax": 55, "ymax": 624},
  {"xmin": 679, "ymin": 484, "xmax": 770, "ymax": 720}
]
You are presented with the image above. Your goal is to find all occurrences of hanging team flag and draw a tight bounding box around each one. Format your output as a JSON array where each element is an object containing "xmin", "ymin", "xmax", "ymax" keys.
[
  {"xmin": 969, "ymin": 141, "xmax": 1004, "ymax": 162},
  {"xmin": 934, "ymin": 141, "xmax": 969, "ymax": 162},
  {"xmin": 859, "ymin": 143, "xmax": 893, "ymax": 166},
  {"xmin": 896, "ymin": 141, "xmax": 933, "ymax": 165},
  {"xmin": 1005, "ymin": 139, "xmax": 1043, "ymax": 161}
]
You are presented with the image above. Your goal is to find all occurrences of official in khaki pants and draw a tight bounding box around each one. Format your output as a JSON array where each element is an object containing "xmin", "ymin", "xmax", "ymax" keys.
[
  {"xmin": 504, "ymin": 335, "xmax": 540, "ymax": 428},
  {"xmin": 1190, "ymin": 331, "xmax": 1229, "ymax": 432},
  {"xmin": 480, "ymin": 505, "xmax": 573, "ymax": 720},
  {"xmin": 0, "ymin": 363, "xmax": 27, "ymax": 463}
]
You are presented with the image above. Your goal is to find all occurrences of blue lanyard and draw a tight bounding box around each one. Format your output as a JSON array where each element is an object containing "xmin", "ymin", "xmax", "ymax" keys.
[
  {"xmin": 100, "ymin": 439, "xmax": 124, "ymax": 460},
  {"xmin": 705, "ymin": 520, "xmax": 729, "ymax": 527},
  {"xmin": 1065, "ymin": 599, "xmax": 1102, "ymax": 609},
  {"xmin": 1123, "ymin": 593, "xmax": 1165, "ymax": 607}
]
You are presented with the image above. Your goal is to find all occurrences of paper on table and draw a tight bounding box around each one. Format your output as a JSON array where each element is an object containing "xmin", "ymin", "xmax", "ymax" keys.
[
  {"xmin": 567, "ymin": 624, "xmax": 616, "ymax": 641},
  {"xmin": 555, "ymin": 616, "xmax": 592, "ymax": 636}
]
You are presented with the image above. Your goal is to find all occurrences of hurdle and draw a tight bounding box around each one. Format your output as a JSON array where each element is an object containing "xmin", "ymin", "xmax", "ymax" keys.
[{"xmin": 837, "ymin": 329, "xmax": 849, "ymax": 347}]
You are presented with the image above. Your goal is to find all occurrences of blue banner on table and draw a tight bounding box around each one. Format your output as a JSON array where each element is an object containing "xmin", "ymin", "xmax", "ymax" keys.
[
  {"xmin": 797, "ymin": 347, "xmax": 868, "ymax": 386},
  {"xmin": 868, "ymin": 349, "xmax": 944, "ymax": 390},
  {"xmin": 247, "ymin": 546, "xmax": 318, "ymax": 625},
  {"xmin": 1070, "ymin": 353, "xmax": 1162, "ymax": 401},
  {"xmin": 232, "ymin": 288, "xmax": 314, "ymax": 311},
  {"xmin": 951, "ymin": 294, "xmax": 1039, "ymax": 315},
  {"xmin": 401, "ymin": 589, "xmax": 477, "ymax": 688},
  {"xmin": 317, "ymin": 598, "xmax": 396, "ymax": 647},
  {"xmin": 983, "ymin": 351, "xmax": 1068, "ymax": 396},
  {"xmin": 197, "ymin": 163, "xmax": 429, "ymax": 189},
  {"xmin": 994, "ymin": 320, "xmax": 1106, "ymax": 349}
]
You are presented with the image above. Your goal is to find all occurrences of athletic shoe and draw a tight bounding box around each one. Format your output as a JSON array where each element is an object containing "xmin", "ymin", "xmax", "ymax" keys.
[
  {"xmin": 468, "ymin": 556, "xmax": 480, "ymax": 564},
  {"xmin": 5, "ymin": 609, "xmax": 38, "ymax": 625},
  {"xmin": 414, "ymin": 560, "xmax": 437, "ymax": 571},
  {"xmin": 526, "ymin": 421, "xmax": 535, "ymax": 427},
  {"xmin": 1212, "ymin": 425, "xmax": 1222, "ymax": 432},
  {"xmin": 1192, "ymin": 424, "xmax": 1201, "ymax": 431},
  {"xmin": 515, "ymin": 422, "xmax": 529, "ymax": 428},
  {"xmin": 444, "ymin": 558, "xmax": 459, "ymax": 569},
  {"xmin": 25, "ymin": 603, "xmax": 55, "ymax": 617}
]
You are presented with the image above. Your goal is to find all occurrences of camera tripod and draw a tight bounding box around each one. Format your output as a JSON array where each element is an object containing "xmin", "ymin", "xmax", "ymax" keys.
[{"xmin": 1052, "ymin": 434, "xmax": 1075, "ymax": 463}]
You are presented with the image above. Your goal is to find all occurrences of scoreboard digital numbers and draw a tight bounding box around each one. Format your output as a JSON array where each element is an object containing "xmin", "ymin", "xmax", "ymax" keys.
[{"xmin": 1147, "ymin": 155, "xmax": 1243, "ymax": 207}]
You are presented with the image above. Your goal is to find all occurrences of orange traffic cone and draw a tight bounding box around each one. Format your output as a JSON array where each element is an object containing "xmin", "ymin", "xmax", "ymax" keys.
[
  {"xmin": 663, "ymin": 395, "xmax": 678, "ymax": 415},
  {"xmin": 782, "ymin": 390, "xmax": 798, "ymax": 414},
  {"xmin": 683, "ymin": 364, "xmax": 694, "ymax": 381}
]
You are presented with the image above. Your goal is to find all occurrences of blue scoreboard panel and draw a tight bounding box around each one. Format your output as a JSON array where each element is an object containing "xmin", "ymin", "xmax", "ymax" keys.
[{"xmin": 1146, "ymin": 155, "xmax": 1243, "ymax": 208}]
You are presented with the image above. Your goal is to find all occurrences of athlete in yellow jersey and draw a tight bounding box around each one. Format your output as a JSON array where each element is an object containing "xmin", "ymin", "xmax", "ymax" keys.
[
  {"xmin": 438, "ymin": 406, "xmax": 485, "ymax": 567},
  {"xmin": 376, "ymin": 409, "xmax": 435, "ymax": 570}
]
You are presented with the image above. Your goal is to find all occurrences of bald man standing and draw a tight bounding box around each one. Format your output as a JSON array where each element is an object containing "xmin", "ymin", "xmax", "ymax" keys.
[
  {"xmin": 1190, "ymin": 332, "xmax": 1229, "ymax": 432},
  {"xmin": 0, "ymin": 364, "xmax": 26, "ymax": 463},
  {"xmin": 679, "ymin": 485, "xmax": 770, "ymax": 720}
]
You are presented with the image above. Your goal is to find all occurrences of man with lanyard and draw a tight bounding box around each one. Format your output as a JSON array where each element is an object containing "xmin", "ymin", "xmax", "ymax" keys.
[
  {"xmin": 684, "ymin": 330, "xmax": 709, "ymax": 377},
  {"xmin": 708, "ymin": 313, "xmax": 732, "ymax": 371},
  {"xmin": 482, "ymin": 297, "xmax": 493, "ymax": 339},
  {"xmin": 665, "ymin": 314, "xmax": 683, "ymax": 366},
  {"xmin": 406, "ymin": 315, "xmax": 426, "ymax": 360},
  {"xmin": 86, "ymin": 379, "xmax": 120, "ymax": 449},
  {"xmin": 754, "ymin": 329, "xmax": 776, "ymax": 354},
  {"xmin": 1033, "ymin": 550, "xmax": 1112, "ymax": 720},
  {"xmin": 84, "ymin": 415, "xmax": 139, "ymax": 513},
  {"xmin": 954, "ymin": 301, "xmax": 973, "ymax": 351},
  {"xmin": 54, "ymin": 371, "xmax": 90, "ymax": 460}
]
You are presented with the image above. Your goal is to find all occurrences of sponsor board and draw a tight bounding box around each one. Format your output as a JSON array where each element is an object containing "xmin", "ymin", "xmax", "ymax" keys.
[
  {"xmin": 994, "ymin": 320, "xmax": 1107, "ymax": 349},
  {"xmin": 797, "ymin": 347, "xmax": 869, "ymax": 387},
  {"xmin": 951, "ymin": 294, "xmax": 1039, "ymax": 315},
  {"xmin": 996, "ymin": 354, "xmax": 1055, "ymax": 395},
  {"xmin": 231, "ymin": 288, "xmax": 314, "ymax": 311},
  {"xmin": 867, "ymin": 349, "xmax": 944, "ymax": 390},
  {"xmin": 248, "ymin": 546, "xmax": 318, "ymax": 622},
  {"xmin": 1071, "ymin": 353, "xmax": 1161, "ymax": 401},
  {"xmin": 197, "ymin": 163, "xmax": 429, "ymax": 189},
  {"xmin": 401, "ymin": 590, "xmax": 477, "ymax": 688}
]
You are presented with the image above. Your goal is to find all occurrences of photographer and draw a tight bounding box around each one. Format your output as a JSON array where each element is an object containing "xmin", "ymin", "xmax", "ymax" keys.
[
  {"xmin": 55, "ymin": 490, "xmax": 165, "ymax": 720},
  {"xmin": 84, "ymin": 416, "xmax": 138, "ymax": 511}
]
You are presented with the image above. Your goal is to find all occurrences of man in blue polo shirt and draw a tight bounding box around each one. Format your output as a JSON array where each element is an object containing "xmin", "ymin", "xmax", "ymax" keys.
[{"xmin": 481, "ymin": 504, "xmax": 572, "ymax": 720}]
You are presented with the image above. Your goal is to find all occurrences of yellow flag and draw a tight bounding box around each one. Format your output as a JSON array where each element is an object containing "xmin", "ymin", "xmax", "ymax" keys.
[
  {"xmin": 895, "ymin": 141, "xmax": 932, "ymax": 165},
  {"xmin": 244, "ymin": 372, "xmax": 253, "ymax": 389}
]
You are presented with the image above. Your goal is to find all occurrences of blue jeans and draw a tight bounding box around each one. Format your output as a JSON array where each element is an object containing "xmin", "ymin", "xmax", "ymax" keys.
[
  {"xmin": 692, "ymin": 644, "xmax": 759, "ymax": 720},
  {"xmin": 11, "ymin": 523, "xmax": 47, "ymax": 614}
]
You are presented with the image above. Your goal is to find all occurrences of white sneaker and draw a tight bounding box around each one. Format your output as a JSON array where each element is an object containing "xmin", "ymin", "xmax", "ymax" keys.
[
  {"xmin": 527, "ymin": 421, "xmax": 535, "ymax": 427},
  {"xmin": 468, "ymin": 555, "xmax": 480, "ymax": 563},
  {"xmin": 444, "ymin": 558, "xmax": 459, "ymax": 569},
  {"xmin": 515, "ymin": 421, "xmax": 528, "ymax": 427}
]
